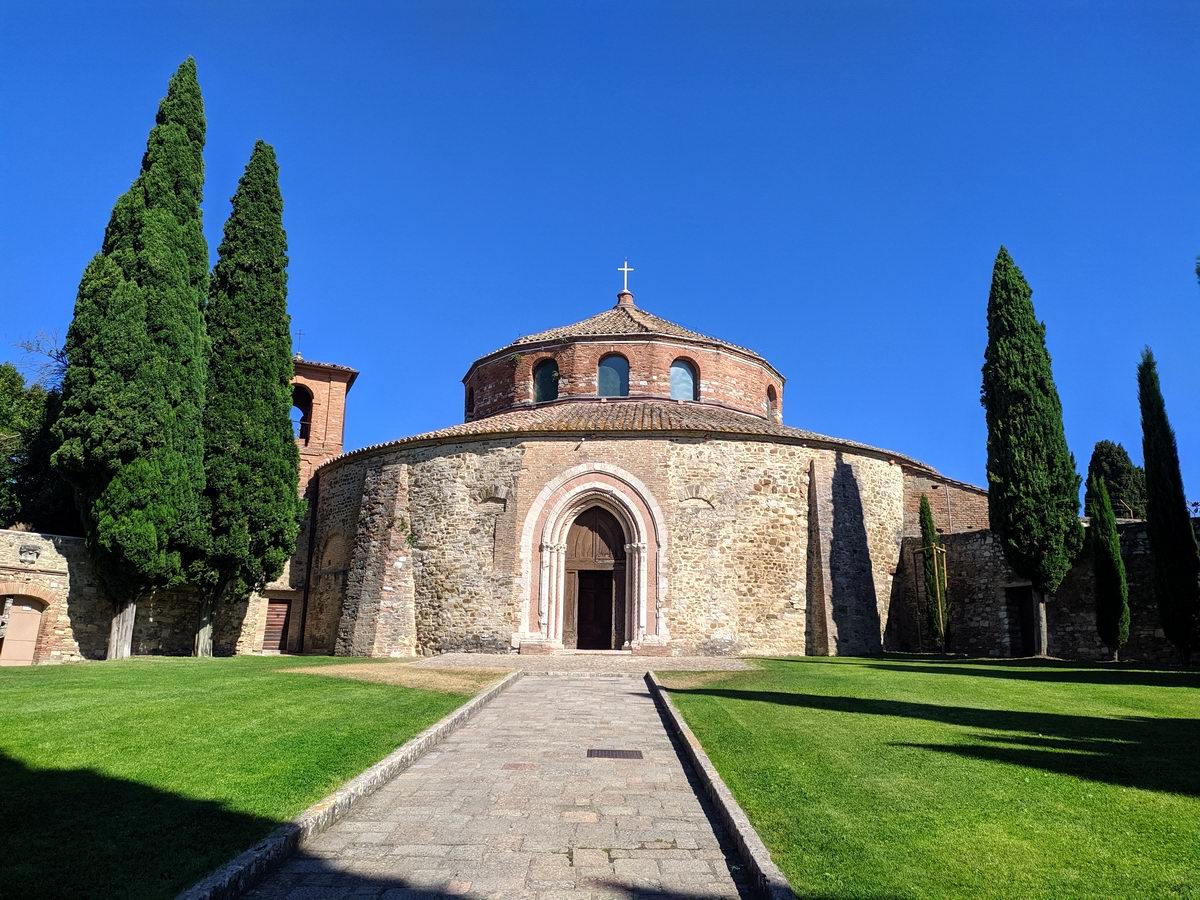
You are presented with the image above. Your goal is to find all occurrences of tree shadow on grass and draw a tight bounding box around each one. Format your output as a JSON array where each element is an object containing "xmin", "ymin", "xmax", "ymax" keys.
[
  {"xmin": 849, "ymin": 660, "xmax": 1200, "ymax": 689},
  {"xmin": 1, "ymin": 750, "xmax": 752, "ymax": 900},
  {"xmin": 664, "ymin": 687, "xmax": 1200, "ymax": 797},
  {"xmin": 0, "ymin": 752, "xmax": 280, "ymax": 900},
  {"xmin": 759, "ymin": 655, "xmax": 1200, "ymax": 689}
]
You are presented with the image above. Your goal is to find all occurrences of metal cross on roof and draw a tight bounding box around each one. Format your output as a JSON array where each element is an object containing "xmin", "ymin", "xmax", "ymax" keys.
[{"xmin": 618, "ymin": 259, "xmax": 634, "ymax": 292}]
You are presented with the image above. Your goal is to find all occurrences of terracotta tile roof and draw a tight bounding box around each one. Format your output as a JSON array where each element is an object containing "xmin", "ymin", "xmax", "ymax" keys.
[
  {"xmin": 293, "ymin": 355, "xmax": 359, "ymax": 387},
  {"xmin": 322, "ymin": 398, "xmax": 961, "ymax": 479},
  {"xmin": 489, "ymin": 302, "xmax": 768, "ymax": 364}
]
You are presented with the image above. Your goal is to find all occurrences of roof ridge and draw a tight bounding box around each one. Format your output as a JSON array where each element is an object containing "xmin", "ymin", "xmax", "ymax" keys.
[
  {"xmin": 315, "ymin": 397, "xmax": 971, "ymax": 484},
  {"xmin": 476, "ymin": 300, "xmax": 770, "ymax": 367}
]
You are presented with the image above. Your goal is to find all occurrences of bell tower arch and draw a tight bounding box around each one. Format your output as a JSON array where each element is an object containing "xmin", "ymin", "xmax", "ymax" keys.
[{"xmin": 291, "ymin": 355, "xmax": 358, "ymax": 489}]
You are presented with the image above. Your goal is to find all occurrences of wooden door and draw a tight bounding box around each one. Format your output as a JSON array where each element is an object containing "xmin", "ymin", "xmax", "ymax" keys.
[
  {"xmin": 565, "ymin": 507, "xmax": 626, "ymax": 649},
  {"xmin": 0, "ymin": 598, "xmax": 45, "ymax": 666},
  {"xmin": 577, "ymin": 571, "xmax": 614, "ymax": 650},
  {"xmin": 263, "ymin": 599, "xmax": 291, "ymax": 653}
]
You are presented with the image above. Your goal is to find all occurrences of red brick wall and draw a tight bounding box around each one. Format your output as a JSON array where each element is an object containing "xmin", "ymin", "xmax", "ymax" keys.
[
  {"xmin": 294, "ymin": 362, "xmax": 353, "ymax": 490},
  {"xmin": 464, "ymin": 338, "xmax": 784, "ymax": 422},
  {"xmin": 902, "ymin": 467, "xmax": 989, "ymax": 537}
]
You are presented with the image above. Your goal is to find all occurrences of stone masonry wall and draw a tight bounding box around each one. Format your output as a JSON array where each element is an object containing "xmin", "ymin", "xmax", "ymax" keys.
[
  {"xmin": 887, "ymin": 524, "xmax": 1185, "ymax": 663},
  {"xmin": 405, "ymin": 442, "xmax": 526, "ymax": 654},
  {"xmin": 0, "ymin": 529, "xmax": 108, "ymax": 662},
  {"xmin": 304, "ymin": 460, "xmax": 368, "ymax": 652},
  {"xmin": 0, "ymin": 530, "xmax": 209, "ymax": 662},
  {"xmin": 315, "ymin": 434, "xmax": 908, "ymax": 657}
]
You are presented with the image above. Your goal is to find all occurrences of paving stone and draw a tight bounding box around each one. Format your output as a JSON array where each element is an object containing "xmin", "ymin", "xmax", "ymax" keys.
[{"xmin": 249, "ymin": 676, "xmax": 748, "ymax": 897}]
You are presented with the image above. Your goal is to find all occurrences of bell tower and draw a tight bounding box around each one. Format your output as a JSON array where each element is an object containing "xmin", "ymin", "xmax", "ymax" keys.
[{"xmin": 291, "ymin": 355, "xmax": 358, "ymax": 490}]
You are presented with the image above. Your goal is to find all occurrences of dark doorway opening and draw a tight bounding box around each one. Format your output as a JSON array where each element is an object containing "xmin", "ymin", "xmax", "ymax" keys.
[
  {"xmin": 577, "ymin": 571, "xmax": 615, "ymax": 650},
  {"xmin": 1005, "ymin": 586, "xmax": 1036, "ymax": 656}
]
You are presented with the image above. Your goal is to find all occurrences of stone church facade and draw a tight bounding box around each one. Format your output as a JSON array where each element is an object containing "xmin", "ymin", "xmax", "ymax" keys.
[
  {"xmin": 2, "ymin": 287, "xmax": 1001, "ymax": 662},
  {"xmin": 297, "ymin": 289, "xmax": 988, "ymax": 658}
]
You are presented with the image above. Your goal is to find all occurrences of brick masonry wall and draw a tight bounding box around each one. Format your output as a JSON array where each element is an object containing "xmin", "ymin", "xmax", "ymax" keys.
[
  {"xmin": 313, "ymin": 434, "xmax": 908, "ymax": 657},
  {"xmin": 886, "ymin": 523, "xmax": 1185, "ymax": 663},
  {"xmin": 294, "ymin": 362, "xmax": 352, "ymax": 490},
  {"xmin": 902, "ymin": 468, "xmax": 989, "ymax": 537},
  {"xmin": 466, "ymin": 338, "xmax": 785, "ymax": 422}
]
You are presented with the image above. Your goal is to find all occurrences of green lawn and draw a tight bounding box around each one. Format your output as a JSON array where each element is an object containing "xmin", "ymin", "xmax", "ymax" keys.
[
  {"xmin": 0, "ymin": 656, "xmax": 487, "ymax": 899},
  {"xmin": 662, "ymin": 656, "xmax": 1200, "ymax": 899}
]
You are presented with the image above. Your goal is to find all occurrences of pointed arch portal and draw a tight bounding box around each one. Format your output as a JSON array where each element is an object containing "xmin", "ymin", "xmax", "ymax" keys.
[{"xmin": 516, "ymin": 463, "xmax": 669, "ymax": 652}]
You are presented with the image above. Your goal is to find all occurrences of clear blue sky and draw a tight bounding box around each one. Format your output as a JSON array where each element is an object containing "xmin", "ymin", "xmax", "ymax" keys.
[{"xmin": 2, "ymin": 1, "xmax": 1197, "ymax": 494}]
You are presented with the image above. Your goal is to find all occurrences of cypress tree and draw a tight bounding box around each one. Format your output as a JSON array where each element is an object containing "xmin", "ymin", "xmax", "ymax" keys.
[
  {"xmin": 1086, "ymin": 475, "xmax": 1129, "ymax": 661},
  {"xmin": 52, "ymin": 59, "xmax": 209, "ymax": 658},
  {"xmin": 1084, "ymin": 440, "xmax": 1146, "ymax": 520},
  {"xmin": 919, "ymin": 493, "xmax": 949, "ymax": 651},
  {"xmin": 980, "ymin": 247, "xmax": 1083, "ymax": 654},
  {"xmin": 195, "ymin": 141, "xmax": 303, "ymax": 656},
  {"xmin": 1137, "ymin": 347, "xmax": 1199, "ymax": 663}
]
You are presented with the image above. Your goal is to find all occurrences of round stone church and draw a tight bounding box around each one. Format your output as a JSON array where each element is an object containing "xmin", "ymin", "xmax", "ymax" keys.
[{"xmin": 288, "ymin": 286, "xmax": 988, "ymax": 659}]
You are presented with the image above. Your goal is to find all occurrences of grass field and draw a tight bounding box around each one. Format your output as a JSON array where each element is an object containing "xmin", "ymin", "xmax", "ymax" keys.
[
  {"xmin": 0, "ymin": 656, "xmax": 497, "ymax": 900},
  {"xmin": 662, "ymin": 656, "xmax": 1200, "ymax": 899}
]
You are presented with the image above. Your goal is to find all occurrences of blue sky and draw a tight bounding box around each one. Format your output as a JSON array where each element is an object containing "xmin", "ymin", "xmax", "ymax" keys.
[{"xmin": 1, "ymin": 1, "xmax": 1197, "ymax": 493}]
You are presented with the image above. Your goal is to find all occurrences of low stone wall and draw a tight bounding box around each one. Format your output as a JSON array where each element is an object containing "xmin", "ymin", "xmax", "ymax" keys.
[
  {"xmin": 0, "ymin": 529, "xmax": 108, "ymax": 662},
  {"xmin": 887, "ymin": 523, "xmax": 1186, "ymax": 663},
  {"xmin": 0, "ymin": 528, "xmax": 272, "ymax": 663}
]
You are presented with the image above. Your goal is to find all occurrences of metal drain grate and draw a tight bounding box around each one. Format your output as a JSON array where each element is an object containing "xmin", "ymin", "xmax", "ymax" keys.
[{"xmin": 587, "ymin": 748, "xmax": 644, "ymax": 759}]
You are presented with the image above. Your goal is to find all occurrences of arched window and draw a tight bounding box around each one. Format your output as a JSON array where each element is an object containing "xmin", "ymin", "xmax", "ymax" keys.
[
  {"xmin": 465, "ymin": 386, "xmax": 476, "ymax": 418},
  {"xmin": 766, "ymin": 384, "xmax": 779, "ymax": 419},
  {"xmin": 597, "ymin": 354, "xmax": 630, "ymax": 397},
  {"xmin": 670, "ymin": 359, "xmax": 698, "ymax": 401},
  {"xmin": 291, "ymin": 384, "xmax": 313, "ymax": 444},
  {"xmin": 533, "ymin": 359, "xmax": 559, "ymax": 403}
]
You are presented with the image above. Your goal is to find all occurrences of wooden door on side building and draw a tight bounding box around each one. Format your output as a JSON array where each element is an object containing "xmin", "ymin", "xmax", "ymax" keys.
[
  {"xmin": 263, "ymin": 599, "xmax": 291, "ymax": 653},
  {"xmin": 0, "ymin": 597, "xmax": 46, "ymax": 666}
]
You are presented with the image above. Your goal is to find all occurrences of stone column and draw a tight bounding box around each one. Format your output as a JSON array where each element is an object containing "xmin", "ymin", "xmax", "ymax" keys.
[
  {"xmin": 538, "ymin": 541, "xmax": 553, "ymax": 636},
  {"xmin": 553, "ymin": 542, "xmax": 567, "ymax": 644},
  {"xmin": 654, "ymin": 545, "xmax": 668, "ymax": 640},
  {"xmin": 626, "ymin": 541, "xmax": 647, "ymax": 642}
]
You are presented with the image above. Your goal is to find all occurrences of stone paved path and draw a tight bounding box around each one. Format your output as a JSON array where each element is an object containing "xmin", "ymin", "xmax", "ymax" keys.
[{"xmin": 250, "ymin": 676, "xmax": 749, "ymax": 899}]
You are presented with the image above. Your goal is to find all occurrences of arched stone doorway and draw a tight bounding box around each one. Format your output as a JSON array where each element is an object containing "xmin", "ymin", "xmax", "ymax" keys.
[
  {"xmin": 517, "ymin": 463, "xmax": 669, "ymax": 653},
  {"xmin": 564, "ymin": 507, "xmax": 626, "ymax": 650}
]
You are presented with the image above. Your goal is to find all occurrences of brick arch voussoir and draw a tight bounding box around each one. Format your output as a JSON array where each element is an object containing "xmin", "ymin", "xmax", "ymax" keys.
[{"xmin": 0, "ymin": 581, "xmax": 55, "ymax": 607}]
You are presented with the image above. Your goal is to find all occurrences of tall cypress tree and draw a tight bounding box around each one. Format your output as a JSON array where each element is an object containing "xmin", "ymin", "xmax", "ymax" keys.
[
  {"xmin": 1086, "ymin": 475, "xmax": 1129, "ymax": 661},
  {"xmin": 919, "ymin": 493, "xmax": 949, "ymax": 651},
  {"xmin": 52, "ymin": 59, "xmax": 209, "ymax": 658},
  {"xmin": 1084, "ymin": 440, "xmax": 1146, "ymax": 520},
  {"xmin": 195, "ymin": 141, "xmax": 303, "ymax": 656},
  {"xmin": 980, "ymin": 247, "xmax": 1083, "ymax": 654},
  {"xmin": 1137, "ymin": 348, "xmax": 1199, "ymax": 664}
]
